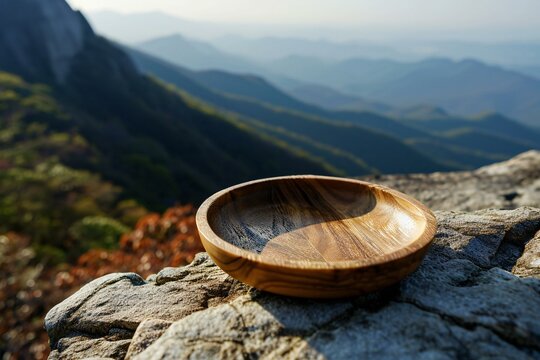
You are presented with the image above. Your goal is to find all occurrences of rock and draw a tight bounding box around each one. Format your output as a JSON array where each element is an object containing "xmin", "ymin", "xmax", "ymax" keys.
[
  {"xmin": 45, "ymin": 253, "xmax": 248, "ymax": 349},
  {"xmin": 48, "ymin": 335, "xmax": 129, "ymax": 360},
  {"xmin": 46, "ymin": 207, "xmax": 540, "ymax": 359},
  {"xmin": 513, "ymin": 229, "xmax": 540, "ymax": 278},
  {"xmin": 45, "ymin": 153, "xmax": 540, "ymax": 358},
  {"xmin": 0, "ymin": 0, "xmax": 91, "ymax": 82},
  {"xmin": 362, "ymin": 150, "xmax": 540, "ymax": 211},
  {"xmin": 124, "ymin": 320, "xmax": 172, "ymax": 360}
]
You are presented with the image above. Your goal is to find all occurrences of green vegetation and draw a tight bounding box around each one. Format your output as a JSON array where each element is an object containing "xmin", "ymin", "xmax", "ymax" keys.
[
  {"xmin": 69, "ymin": 216, "xmax": 130, "ymax": 252},
  {"xmin": 179, "ymin": 89, "xmax": 374, "ymax": 175},
  {"xmin": 128, "ymin": 48, "xmax": 448, "ymax": 174},
  {"xmin": 193, "ymin": 69, "xmax": 540, "ymax": 167},
  {"xmin": 57, "ymin": 36, "xmax": 331, "ymax": 209},
  {"xmin": 127, "ymin": 51, "xmax": 539, "ymax": 170},
  {"xmin": 0, "ymin": 73, "xmax": 146, "ymax": 263},
  {"xmin": 0, "ymin": 63, "xmax": 330, "ymax": 263},
  {"xmin": 0, "ymin": 30, "xmax": 341, "ymax": 265}
]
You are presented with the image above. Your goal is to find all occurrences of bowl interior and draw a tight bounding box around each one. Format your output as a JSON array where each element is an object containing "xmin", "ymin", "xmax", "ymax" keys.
[{"xmin": 207, "ymin": 177, "xmax": 429, "ymax": 264}]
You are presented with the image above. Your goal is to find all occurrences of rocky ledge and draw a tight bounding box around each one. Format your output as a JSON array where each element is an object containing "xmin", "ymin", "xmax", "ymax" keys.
[
  {"xmin": 45, "ymin": 152, "xmax": 540, "ymax": 359},
  {"xmin": 364, "ymin": 150, "xmax": 540, "ymax": 211}
]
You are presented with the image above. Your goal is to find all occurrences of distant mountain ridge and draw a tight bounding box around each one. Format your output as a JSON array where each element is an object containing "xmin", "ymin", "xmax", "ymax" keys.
[
  {"xmin": 126, "ymin": 32, "xmax": 540, "ymax": 126},
  {"xmin": 172, "ymin": 49, "xmax": 540, "ymax": 141},
  {"xmin": 84, "ymin": 12, "xmax": 540, "ymax": 68},
  {"xmin": 286, "ymin": 83, "xmax": 392, "ymax": 113},
  {"xmin": 137, "ymin": 34, "xmax": 262, "ymax": 74},
  {"xmin": 269, "ymin": 56, "xmax": 540, "ymax": 126},
  {"xmin": 126, "ymin": 46, "xmax": 540, "ymax": 171},
  {"xmin": 212, "ymin": 35, "xmax": 402, "ymax": 62},
  {"xmin": 127, "ymin": 47, "xmax": 449, "ymax": 175}
]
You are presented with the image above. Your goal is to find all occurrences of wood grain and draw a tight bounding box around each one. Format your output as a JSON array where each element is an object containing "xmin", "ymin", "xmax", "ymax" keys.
[{"xmin": 196, "ymin": 176, "xmax": 437, "ymax": 298}]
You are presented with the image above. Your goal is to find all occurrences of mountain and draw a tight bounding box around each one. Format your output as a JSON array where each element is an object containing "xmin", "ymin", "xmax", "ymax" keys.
[
  {"xmin": 142, "ymin": 55, "xmax": 540, "ymax": 168},
  {"xmin": 134, "ymin": 34, "xmax": 307, "ymax": 94},
  {"xmin": 510, "ymin": 65, "xmax": 540, "ymax": 80},
  {"xmin": 84, "ymin": 11, "xmax": 229, "ymax": 44},
  {"xmin": 187, "ymin": 68, "xmax": 433, "ymax": 139},
  {"xmin": 130, "ymin": 33, "xmax": 540, "ymax": 127},
  {"xmin": 441, "ymin": 128, "xmax": 532, "ymax": 157},
  {"xmin": 128, "ymin": 44, "xmax": 540, "ymax": 169},
  {"xmin": 189, "ymin": 70, "xmax": 392, "ymax": 116},
  {"xmin": 211, "ymin": 36, "xmax": 402, "ymax": 62},
  {"xmin": 186, "ymin": 70, "xmax": 319, "ymax": 111},
  {"xmin": 0, "ymin": 0, "xmax": 89, "ymax": 84},
  {"xmin": 212, "ymin": 36, "xmax": 540, "ymax": 69},
  {"xmin": 137, "ymin": 34, "xmax": 261, "ymax": 73},
  {"xmin": 286, "ymin": 83, "xmax": 393, "ymax": 113},
  {"xmin": 403, "ymin": 113, "xmax": 540, "ymax": 147},
  {"xmin": 0, "ymin": 0, "xmax": 333, "ymax": 209},
  {"xmin": 398, "ymin": 111, "xmax": 540, "ymax": 168},
  {"xmin": 268, "ymin": 56, "xmax": 540, "ymax": 126},
  {"xmin": 414, "ymin": 41, "xmax": 540, "ymax": 68},
  {"xmin": 84, "ymin": 11, "xmax": 540, "ymax": 66},
  {"xmin": 127, "ymin": 47, "xmax": 450, "ymax": 174}
]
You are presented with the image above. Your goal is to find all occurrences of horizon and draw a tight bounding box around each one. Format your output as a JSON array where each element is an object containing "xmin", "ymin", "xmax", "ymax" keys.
[{"xmin": 67, "ymin": 0, "xmax": 540, "ymax": 42}]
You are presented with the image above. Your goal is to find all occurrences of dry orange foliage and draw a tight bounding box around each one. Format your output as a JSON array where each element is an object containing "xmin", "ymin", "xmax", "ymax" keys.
[
  {"xmin": 1, "ymin": 205, "xmax": 205, "ymax": 360},
  {"xmin": 69, "ymin": 205, "xmax": 204, "ymax": 283}
]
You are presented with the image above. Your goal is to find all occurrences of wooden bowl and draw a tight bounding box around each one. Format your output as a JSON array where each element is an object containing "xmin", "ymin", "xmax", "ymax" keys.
[{"xmin": 196, "ymin": 176, "xmax": 437, "ymax": 298}]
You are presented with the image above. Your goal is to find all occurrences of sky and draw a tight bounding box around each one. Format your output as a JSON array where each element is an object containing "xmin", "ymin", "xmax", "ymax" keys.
[{"xmin": 67, "ymin": 0, "xmax": 540, "ymax": 31}]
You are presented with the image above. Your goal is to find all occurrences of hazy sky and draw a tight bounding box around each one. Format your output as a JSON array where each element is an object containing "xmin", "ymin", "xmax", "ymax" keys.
[{"xmin": 67, "ymin": 0, "xmax": 540, "ymax": 30}]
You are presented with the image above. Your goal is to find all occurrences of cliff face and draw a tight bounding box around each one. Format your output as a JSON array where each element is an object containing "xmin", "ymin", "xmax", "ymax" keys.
[
  {"xmin": 0, "ymin": 0, "xmax": 91, "ymax": 83},
  {"xmin": 45, "ymin": 151, "xmax": 540, "ymax": 359}
]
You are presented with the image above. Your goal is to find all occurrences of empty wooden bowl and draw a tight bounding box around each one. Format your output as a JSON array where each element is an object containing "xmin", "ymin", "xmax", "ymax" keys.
[{"xmin": 196, "ymin": 176, "xmax": 437, "ymax": 298}]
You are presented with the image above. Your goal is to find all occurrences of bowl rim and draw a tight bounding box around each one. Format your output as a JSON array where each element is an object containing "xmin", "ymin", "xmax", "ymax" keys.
[{"xmin": 196, "ymin": 175, "xmax": 437, "ymax": 270}]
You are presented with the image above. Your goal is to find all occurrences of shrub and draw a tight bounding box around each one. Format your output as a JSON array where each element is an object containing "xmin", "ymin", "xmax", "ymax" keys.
[{"xmin": 68, "ymin": 216, "xmax": 129, "ymax": 252}]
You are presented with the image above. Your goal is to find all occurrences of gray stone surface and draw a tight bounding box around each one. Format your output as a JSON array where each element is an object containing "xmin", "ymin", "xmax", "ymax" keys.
[
  {"xmin": 45, "ymin": 152, "xmax": 540, "ymax": 359},
  {"xmin": 513, "ymin": 229, "xmax": 540, "ymax": 278},
  {"xmin": 124, "ymin": 320, "xmax": 172, "ymax": 360},
  {"xmin": 45, "ymin": 253, "xmax": 248, "ymax": 349},
  {"xmin": 363, "ymin": 150, "xmax": 540, "ymax": 211}
]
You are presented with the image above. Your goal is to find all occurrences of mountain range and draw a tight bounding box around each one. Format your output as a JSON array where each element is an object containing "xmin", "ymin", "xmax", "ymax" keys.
[
  {"xmin": 4, "ymin": 0, "xmax": 538, "ymax": 207},
  {"xmin": 86, "ymin": 11, "xmax": 540, "ymax": 71},
  {"xmin": 137, "ymin": 34, "xmax": 262, "ymax": 74},
  {"xmin": 0, "ymin": 0, "xmax": 334, "ymax": 209},
  {"xmin": 3, "ymin": 0, "xmax": 498, "ymax": 281},
  {"xmin": 125, "ymin": 44, "xmax": 540, "ymax": 169},
  {"xmin": 127, "ymin": 47, "xmax": 445, "ymax": 174},
  {"xmin": 2, "ymin": 0, "xmax": 540, "ymax": 206},
  {"xmin": 266, "ymin": 56, "xmax": 540, "ymax": 126},
  {"xmin": 212, "ymin": 36, "xmax": 540, "ymax": 70},
  {"xmin": 0, "ymin": 0, "xmax": 463, "ymax": 213},
  {"xmin": 129, "ymin": 32, "xmax": 540, "ymax": 126}
]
